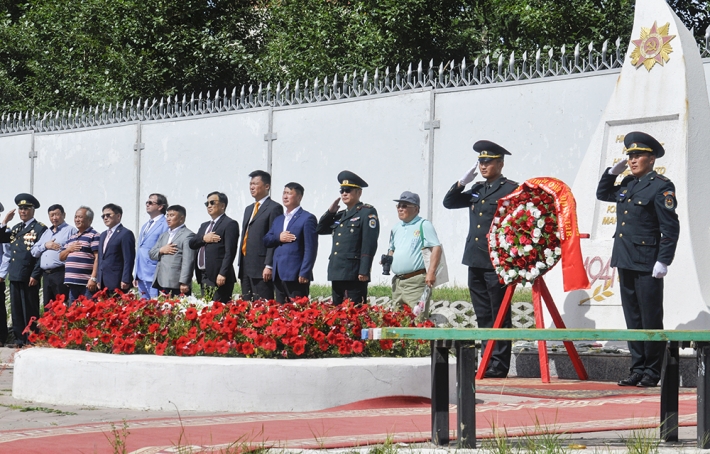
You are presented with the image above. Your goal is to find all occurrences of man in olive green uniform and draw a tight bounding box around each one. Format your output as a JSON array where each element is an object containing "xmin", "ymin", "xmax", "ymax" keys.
[
  {"xmin": 597, "ymin": 131, "xmax": 679, "ymax": 388},
  {"xmin": 317, "ymin": 171, "xmax": 379, "ymax": 305},
  {"xmin": 443, "ymin": 141, "xmax": 518, "ymax": 378},
  {"xmin": 0, "ymin": 194, "xmax": 47, "ymax": 346}
]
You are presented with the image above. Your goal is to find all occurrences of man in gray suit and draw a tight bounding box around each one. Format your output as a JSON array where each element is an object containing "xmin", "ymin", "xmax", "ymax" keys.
[{"xmin": 149, "ymin": 205, "xmax": 196, "ymax": 296}]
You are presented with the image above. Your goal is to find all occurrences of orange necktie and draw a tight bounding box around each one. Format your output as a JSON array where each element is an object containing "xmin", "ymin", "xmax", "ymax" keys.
[{"xmin": 241, "ymin": 202, "xmax": 260, "ymax": 256}]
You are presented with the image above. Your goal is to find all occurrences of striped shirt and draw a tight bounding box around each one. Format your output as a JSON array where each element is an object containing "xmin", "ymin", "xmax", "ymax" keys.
[{"xmin": 62, "ymin": 227, "xmax": 100, "ymax": 285}]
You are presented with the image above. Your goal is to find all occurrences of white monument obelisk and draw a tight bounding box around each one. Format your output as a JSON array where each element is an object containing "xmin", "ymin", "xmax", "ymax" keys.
[{"xmin": 548, "ymin": 0, "xmax": 710, "ymax": 330}]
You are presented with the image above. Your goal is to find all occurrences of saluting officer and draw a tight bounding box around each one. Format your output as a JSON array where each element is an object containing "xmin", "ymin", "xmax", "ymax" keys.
[
  {"xmin": 0, "ymin": 194, "xmax": 48, "ymax": 346},
  {"xmin": 443, "ymin": 141, "xmax": 518, "ymax": 378},
  {"xmin": 317, "ymin": 171, "xmax": 379, "ymax": 305},
  {"xmin": 597, "ymin": 131, "xmax": 679, "ymax": 388}
]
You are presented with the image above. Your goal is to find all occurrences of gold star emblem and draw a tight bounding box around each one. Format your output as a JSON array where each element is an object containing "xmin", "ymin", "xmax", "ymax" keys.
[{"xmin": 630, "ymin": 21, "xmax": 676, "ymax": 71}]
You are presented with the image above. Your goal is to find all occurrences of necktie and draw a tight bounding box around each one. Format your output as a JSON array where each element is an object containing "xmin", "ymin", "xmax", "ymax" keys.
[
  {"xmin": 198, "ymin": 220, "xmax": 215, "ymax": 269},
  {"xmin": 241, "ymin": 202, "xmax": 260, "ymax": 256},
  {"xmin": 103, "ymin": 229, "xmax": 113, "ymax": 254},
  {"xmin": 141, "ymin": 219, "xmax": 154, "ymax": 242}
]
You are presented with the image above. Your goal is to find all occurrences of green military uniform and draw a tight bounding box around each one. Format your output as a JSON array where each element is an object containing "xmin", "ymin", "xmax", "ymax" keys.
[
  {"xmin": 0, "ymin": 194, "xmax": 47, "ymax": 346},
  {"xmin": 596, "ymin": 131, "xmax": 679, "ymax": 387},
  {"xmin": 317, "ymin": 171, "xmax": 379, "ymax": 305}
]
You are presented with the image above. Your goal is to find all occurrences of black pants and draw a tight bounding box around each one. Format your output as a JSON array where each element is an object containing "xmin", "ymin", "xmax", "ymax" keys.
[
  {"xmin": 241, "ymin": 276, "xmax": 274, "ymax": 301},
  {"xmin": 469, "ymin": 267, "xmax": 512, "ymax": 375},
  {"xmin": 618, "ymin": 268, "xmax": 665, "ymax": 381},
  {"xmin": 67, "ymin": 284, "xmax": 91, "ymax": 305},
  {"xmin": 42, "ymin": 268, "xmax": 69, "ymax": 307},
  {"xmin": 274, "ymin": 275, "xmax": 310, "ymax": 303},
  {"xmin": 201, "ymin": 276, "xmax": 234, "ymax": 303},
  {"xmin": 9, "ymin": 280, "xmax": 40, "ymax": 345},
  {"xmin": 331, "ymin": 280, "xmax": 368, "ymax": 305},
  {"xmin": 0, "ymin": 280, "xmax": 8, "ymax": 344}
]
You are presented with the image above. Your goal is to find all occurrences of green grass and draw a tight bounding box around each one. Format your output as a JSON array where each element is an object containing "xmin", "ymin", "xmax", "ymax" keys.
[
  {"xmin": 0, "ymin": 403, "xmax": 77, "ymax": 416},
  {"xmin": 191, "ymin": 282, "xmax": 533, "ymax": 303}
]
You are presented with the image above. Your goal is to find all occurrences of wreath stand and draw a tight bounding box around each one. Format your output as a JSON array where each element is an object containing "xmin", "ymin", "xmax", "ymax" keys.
[{"xmin": 475, "ymin": 275, "xmax": 589, "ymax": 382}]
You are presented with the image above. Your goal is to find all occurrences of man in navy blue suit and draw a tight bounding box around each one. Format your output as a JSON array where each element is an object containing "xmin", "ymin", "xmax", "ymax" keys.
[
  {"xmin": 97, "ymin": 203, "xmax": 136, "ymax": 294},
  {"xmin": 263, "ymin": 182, "xmax": 318, "ymax": 303}
]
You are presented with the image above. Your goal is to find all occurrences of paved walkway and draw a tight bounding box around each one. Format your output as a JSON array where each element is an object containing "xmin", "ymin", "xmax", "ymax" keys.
[{"xmin": 0, "ymin": 346, "xmax": 704, "ymax": 453}]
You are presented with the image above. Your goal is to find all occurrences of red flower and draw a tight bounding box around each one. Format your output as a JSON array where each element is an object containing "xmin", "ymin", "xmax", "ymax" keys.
[{"xmin": 185, "ymin": 307, "xmax": 198, "ymax": 321}]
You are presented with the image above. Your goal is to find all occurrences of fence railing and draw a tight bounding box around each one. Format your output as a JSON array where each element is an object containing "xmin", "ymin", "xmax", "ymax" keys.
[{"xmin": 1, "ymin": 33, "xmax": 709, "ymax": 136}]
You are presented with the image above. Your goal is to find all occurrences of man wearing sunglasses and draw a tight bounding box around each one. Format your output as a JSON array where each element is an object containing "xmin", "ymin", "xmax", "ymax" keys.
[
  {"xmin": 0, "ymin": 194, "xmax": 48, "ymax": 346},
  {"xmin": 444, "ymin": 141, "xmax": 518, "ymax": 379},
  {"xmin": 97, "ymin": 204, "xmax": 136, "ymax": 295},
  {"xmin": 189, "ymin": 191, "xmax": 240, "ymax": 302},
  {"xmin": 317, "ymin": 171, "xmax": 379, "ymax": 305},
  {"xmin": 134, "ymin": 193, "xmax": 169, "ymax": 298}
]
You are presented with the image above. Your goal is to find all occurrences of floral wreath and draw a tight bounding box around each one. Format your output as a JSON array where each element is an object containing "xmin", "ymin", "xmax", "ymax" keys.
[{"xmin": 489, "ymin": 184, "xmax": 562, "ymax": 286}]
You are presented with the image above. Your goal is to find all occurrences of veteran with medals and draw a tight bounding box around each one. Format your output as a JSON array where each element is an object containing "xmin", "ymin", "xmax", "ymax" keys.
[
  {"xmin": 0, "ymin": 194, "xmax": 48, "ymax": 346},
  {"xmin": 443, "ymin": 141, "xmax": 519, "ymax": 378},
  {"xmin": 317, "ymin": 171, "xmax": 379, "ymax": 305},
  {"xmin": 596, "ymin": 131, "xmax": 679, "ymax": 388}
]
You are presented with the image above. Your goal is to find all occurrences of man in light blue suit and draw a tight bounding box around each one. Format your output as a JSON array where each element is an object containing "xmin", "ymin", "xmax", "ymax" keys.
[
  {"xmin": 134, "ymin": 193, "xmax": 169, "ymax": 298},
  {"xmin": 263, "ymin": 182, "xmax": 318, "ymax": 303}
]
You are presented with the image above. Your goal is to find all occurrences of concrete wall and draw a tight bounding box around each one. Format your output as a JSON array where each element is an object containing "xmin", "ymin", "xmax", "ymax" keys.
[{"xmin": 1, "ymin": 61, "xmax": 708, "ymax": 291}]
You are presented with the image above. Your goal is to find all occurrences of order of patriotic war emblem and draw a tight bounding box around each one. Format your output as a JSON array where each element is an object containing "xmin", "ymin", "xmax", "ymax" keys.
[{"xmin": 630, "ymin": 21, "xmax": 676, "ymax": 71}]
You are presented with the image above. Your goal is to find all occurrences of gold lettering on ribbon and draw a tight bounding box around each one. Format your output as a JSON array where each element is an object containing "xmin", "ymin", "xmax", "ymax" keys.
[
  {"xmin": 615, "ymin": 135, "xmax": 625, "ymax": 143},
  {"xmin": 602, "ymin": 216, "xmax": 616, "ymax": 225},
  {"xmin": 606, "ymin": 206, "xmax": 616, "ymax": 214}
]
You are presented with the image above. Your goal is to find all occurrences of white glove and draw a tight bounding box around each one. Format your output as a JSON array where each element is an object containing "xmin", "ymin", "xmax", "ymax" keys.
[
  {"xmin": 459, "ymin": 164, "xmax": 478, "ymax": 186},
  {"xmin": 652, "ymin": 261, "xmax": 668, "ymax": 279},
  {"xmin": 609, "ymin": 159, "xmax": 628, "ymax": 175}
]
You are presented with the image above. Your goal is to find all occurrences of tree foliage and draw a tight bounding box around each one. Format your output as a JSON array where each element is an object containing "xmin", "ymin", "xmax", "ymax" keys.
[{"xmin": 0, "ymin": 0, "xmax": 704, "ymax": 112}]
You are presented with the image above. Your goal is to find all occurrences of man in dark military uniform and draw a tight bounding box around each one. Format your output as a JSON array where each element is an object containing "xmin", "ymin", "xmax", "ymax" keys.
[
  {"xmin": 597, "ymin": 131, "xmax": 679, "ymax": 388},
  {"xmin": 443, "ymin": 140, "xmax": 518, "ymax": 378},
  {"xmin": 0, "ymin": 194, "xmax": 47, "ymax": 346},
  {"xmin": 317, "ymin": 171, "xmax": 379, "ymax": 305}
]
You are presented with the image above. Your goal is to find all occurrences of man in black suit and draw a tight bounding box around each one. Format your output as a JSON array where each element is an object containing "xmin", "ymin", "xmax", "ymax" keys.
[
  {"xmin": 443, "ymin": 141, "xmax": 519, "ymax": 378},
  {"xmin": 0, "ymin": 194, "xmax": 48, "ymax": 346},
  {"xmin": 97, "ymin": 203, "xmax": 136, "ymax": 295},
  {"xmin": 189, "ymin": 191, "xmax": 240, "ymax": 302},
  {"xmin": 238, "ymin": 170, "xmax": 283, "ymax": 301}
]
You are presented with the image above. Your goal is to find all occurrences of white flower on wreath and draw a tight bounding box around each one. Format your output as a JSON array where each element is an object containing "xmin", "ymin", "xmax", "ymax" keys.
[
  {"xmin": 492, "ymin": 257, "xmax": 500, "ymax": 265},
  {"xmin": 531, "ymin": 209, "xmax": 541, "ymax": 218},
  {"xmin": 524, "ymin": 244, "xmax": 533, "ymax": 253},
  {"xmin": 503, "ymin": 200, "xmax": 510, "ymax": 206},
  {"xmin": 507, "ymin": 269, "xmax": 517, "ymax": 278},
  {"xmin": 525, "ymin": 271, "xmax": 533, "ymax": 281},
  {"xmin": 546, "ymin": 256, "xmax": 556, "ymax": 266},
  {"xmin": 531, "ymin": 267, "xmax": 540, "ymax": 277},
  {"xmin": 499, "ymin": 207, "xmax": 506, "ymax": 215},
  {"xmin": 544, "ymin": 248, "xmax": 553, "ymax": 257},
  {"xmin": 555, "ymin": 247, "xmax": 562, "ymax": 256},
  {"xmin": 537, "ymin": 219, "xmax": 545, "ymax": 228},
  {"xmin": 536, "ymin": 261, "xmax": 546, "ymax": 269},
  {"xmin": 526, "ymin": 202, "xmax": 534, "ymax": 209},
  {"xmin": 533, "ymin": 228, "xmax": 541, "ymax": 238}
]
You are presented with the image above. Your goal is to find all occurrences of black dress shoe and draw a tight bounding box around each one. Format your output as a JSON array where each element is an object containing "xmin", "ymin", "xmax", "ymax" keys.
[
  {"xmin": 618, "ymin": 372, "xmax": 643, "ymax": 386},
  {"xmin": 483, "ymin": 369, "xmax": 508, "ymax": 379},
  {"xmin": 637, "ymin": 375, "xmax": 659, "ymax": 387}
]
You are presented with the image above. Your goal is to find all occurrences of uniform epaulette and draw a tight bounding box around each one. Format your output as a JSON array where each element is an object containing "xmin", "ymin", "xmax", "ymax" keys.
[
  {"xmin": 505, "ymin": 180, "xmax": 518, "ymax": 186},
  {"xmin": 38, "ymin": 222, "xmax": 46, "ymax": 227},
  {"xmin": 656, "ymin": 174, "xmax": 670, "ymax": 181},
  {"xmin": 358, "ymin": 204, "xmax": 373, "ymax": 211}
]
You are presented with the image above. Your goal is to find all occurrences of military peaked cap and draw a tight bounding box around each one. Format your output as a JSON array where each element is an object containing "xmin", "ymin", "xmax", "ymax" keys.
[
  {"xmin": 473, "ymin": 140, "xmax": 512, "ymax": 162},
  {"xmin": 624, "ymin": 131, "xmax": 665, "ymax": 158},
  {"xmin": 15, "ymin": 193, "xmax": 40, "ymax": 209},
  {"xmin": 338, "ymin": 170, "xmax": 368, "ymax": 188}
]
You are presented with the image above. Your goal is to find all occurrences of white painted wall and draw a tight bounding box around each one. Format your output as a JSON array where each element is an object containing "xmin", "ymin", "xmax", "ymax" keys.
[{"xmin": 1, "ymin": 58, "xmax": 710, "ymax": 330}]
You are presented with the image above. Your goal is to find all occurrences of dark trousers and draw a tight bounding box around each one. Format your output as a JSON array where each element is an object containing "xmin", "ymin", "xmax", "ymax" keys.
[
  {"xmin": 0, "ymin": 280, "xmax": 8, "ymax": 344},
  {"xmin": 469, "ymin": 267, "xmax": 512, "ymax": 375},
  {"xmin": 201, "ymin": 276, "xmax": 234, "ymax": 303},
  {"xmin": 42, "ymin": 268, "xmax": 69, "ymax": 307},
  {"xmin": 67, "ymin": 284, "xmax": 91, "ymax": 305},
  {"xmin": 331, "ymin": 280, "xmax": 368, "ymax": 305},
  {"xmin": 241, "ymin": 276, "xmax": 274, "ymax": 301},
  {"xmin": 9, "ymin": 280, "xmax": 40, "ymax": 345},
  {"xmin": 618, "ymin": 268, "xmax": 665, "ymax": 381},
  {"xmin": 274, "ymin": 275, "xmax": 310, "ymax": 303}
]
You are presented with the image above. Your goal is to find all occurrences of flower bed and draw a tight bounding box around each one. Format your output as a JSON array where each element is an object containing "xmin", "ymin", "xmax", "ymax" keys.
[{"xmin": 31, "ymin": 292, "xmax": 432, "ymax": 358}]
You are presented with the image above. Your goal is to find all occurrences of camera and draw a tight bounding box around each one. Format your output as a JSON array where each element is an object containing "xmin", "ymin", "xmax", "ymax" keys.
[{"xmin": 381, "ymin": 254, "xmax": 393, "ymax": 275}]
